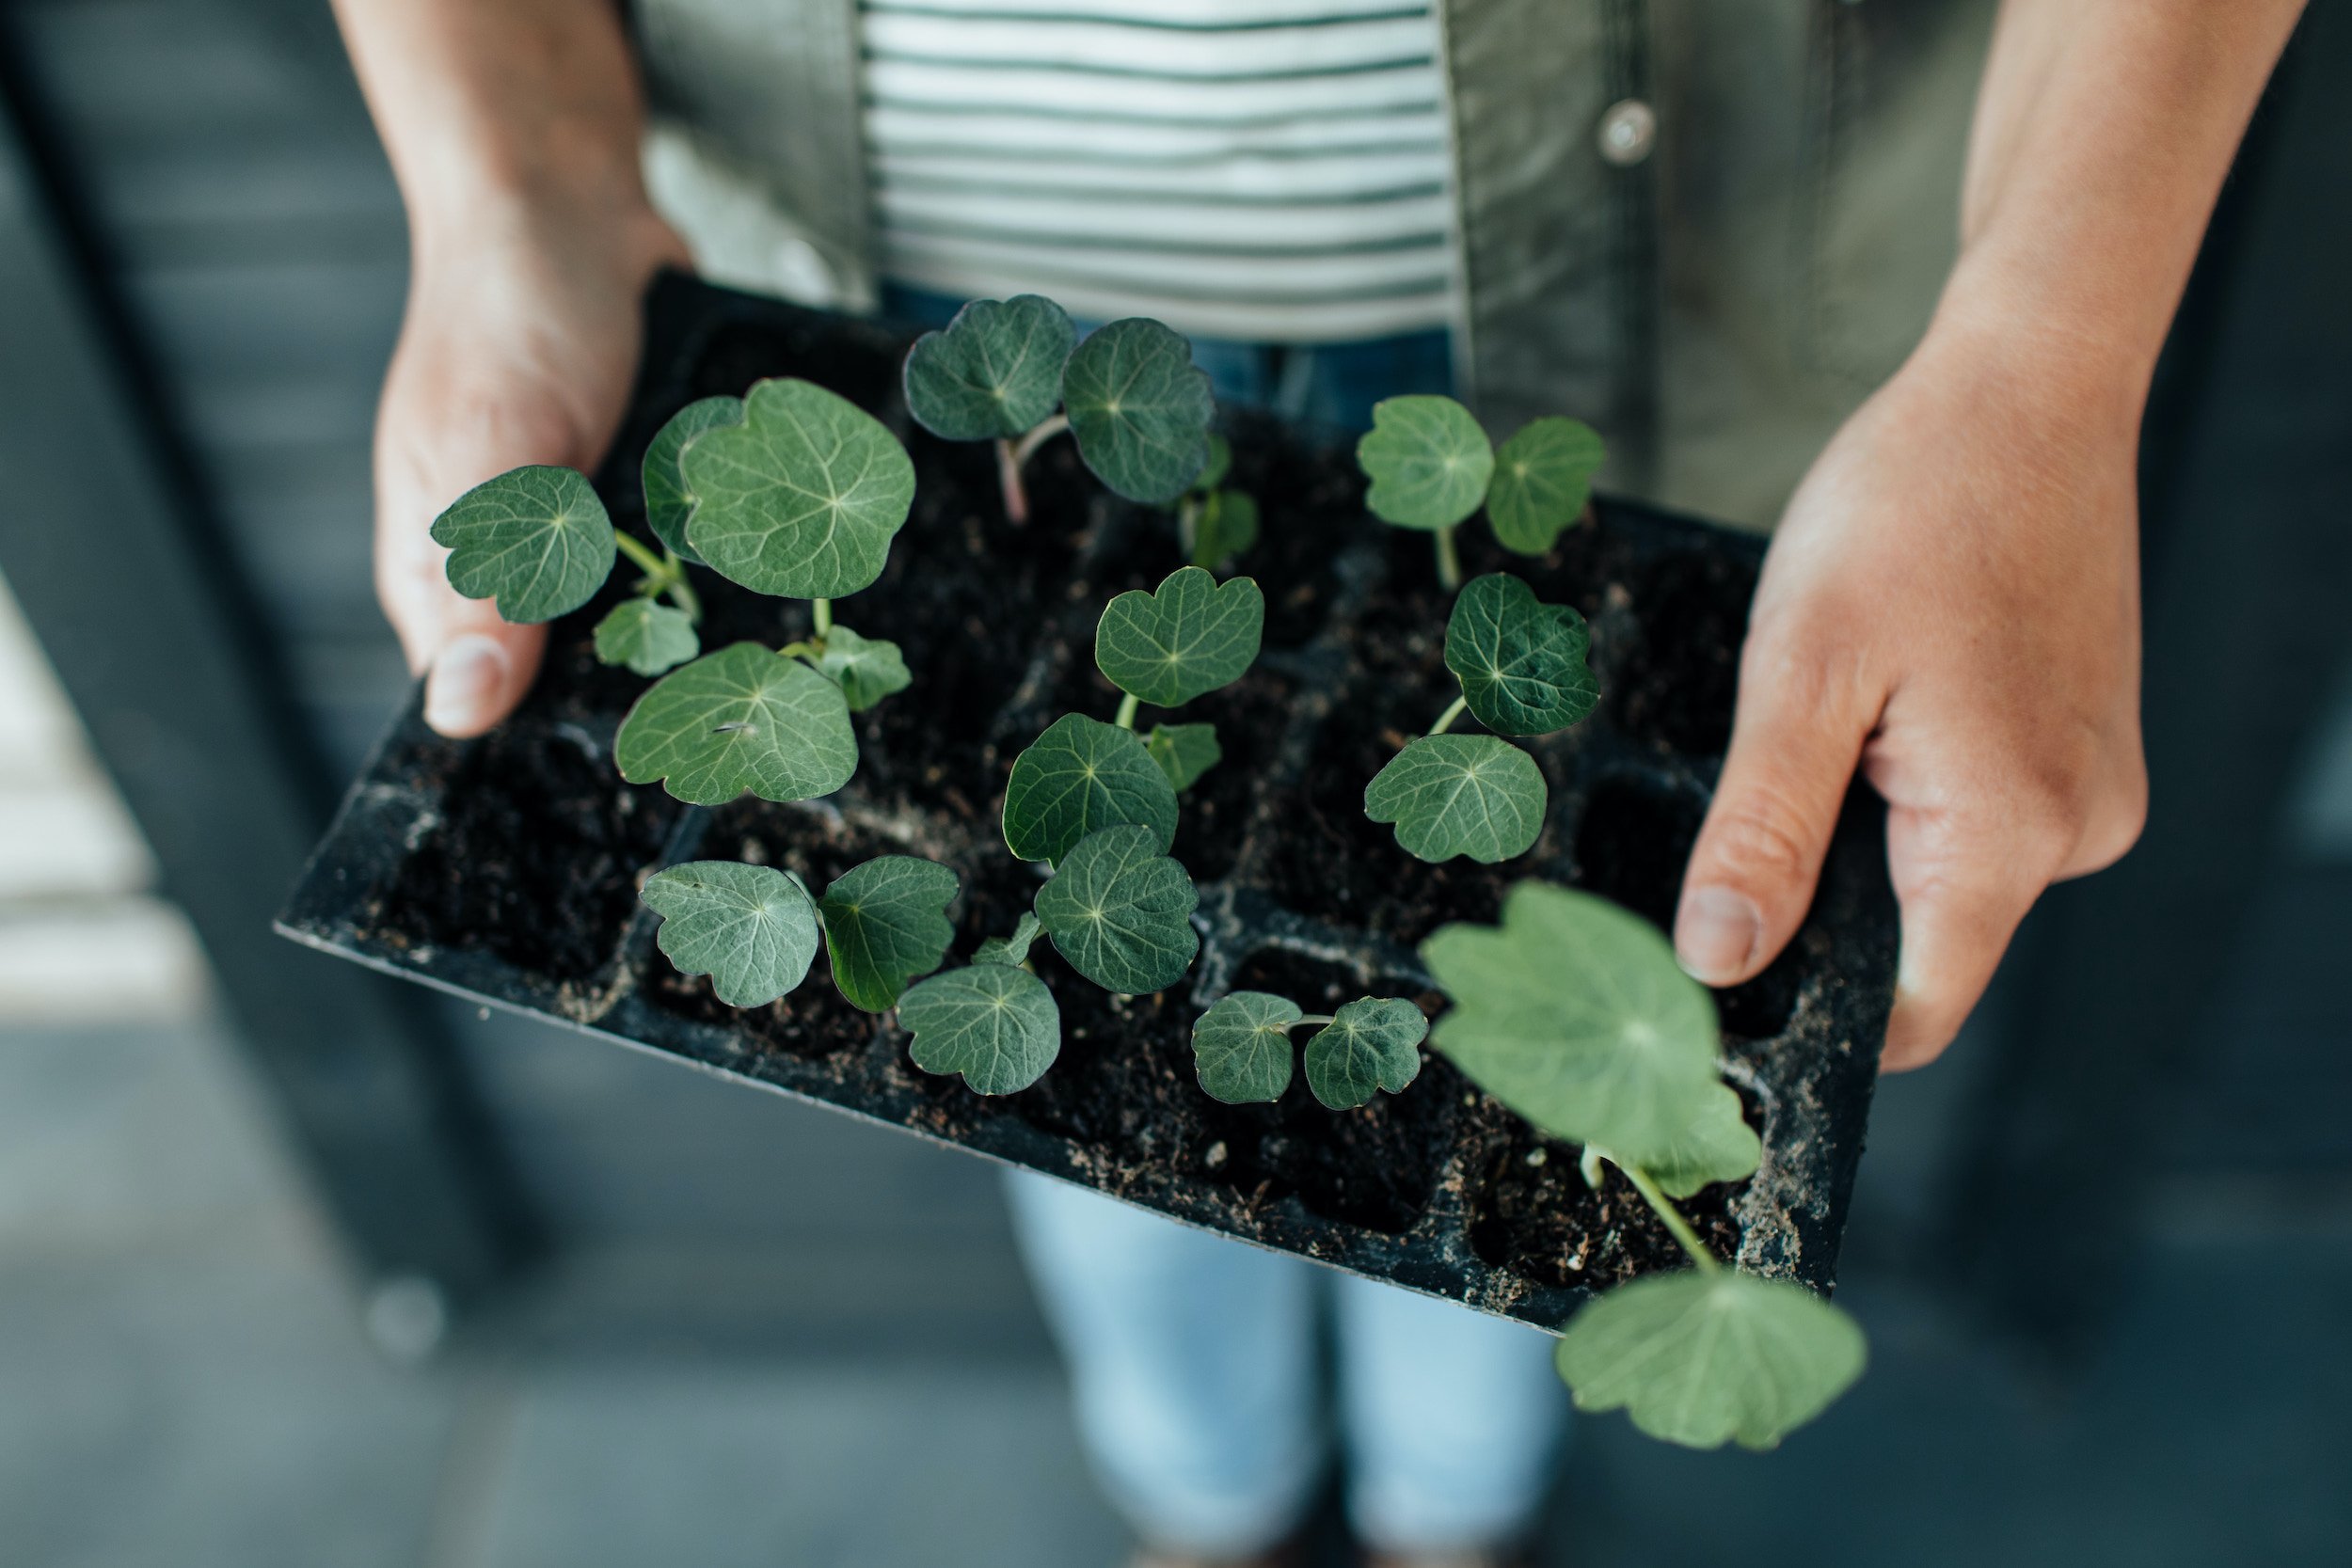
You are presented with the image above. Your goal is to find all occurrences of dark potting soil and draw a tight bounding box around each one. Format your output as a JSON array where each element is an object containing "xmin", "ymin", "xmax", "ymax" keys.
[{"xmin": 298, "ymin": 277, "xmax": 1896, "ymax": 1326}]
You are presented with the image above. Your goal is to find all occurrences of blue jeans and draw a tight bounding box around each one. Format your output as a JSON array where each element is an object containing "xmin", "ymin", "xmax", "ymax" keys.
[{"xmin": 886, "ymin": 282, "xmax": 1566, "ymax": 1554}]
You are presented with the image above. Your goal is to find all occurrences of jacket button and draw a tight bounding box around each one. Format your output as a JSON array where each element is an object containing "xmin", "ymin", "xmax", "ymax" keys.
[{"xmin": 1597, "ymin": 99, "xmax": 1657, "ymax": 166}]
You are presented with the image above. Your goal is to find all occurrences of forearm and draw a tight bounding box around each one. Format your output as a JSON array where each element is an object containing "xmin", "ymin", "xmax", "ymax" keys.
[
  {"xmin": 331, "ymin": 0, "xmax": 664, "ymax": 268},
  {"xmin": 1939, "ymin": 0, "xmax": 2303, "ymax": 403}
]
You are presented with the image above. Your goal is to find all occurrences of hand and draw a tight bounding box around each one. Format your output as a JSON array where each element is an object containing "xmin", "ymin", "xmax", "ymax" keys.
[
  {"xmin": 373, "ymin": 202, "xmax": 686, "ymax": 736},
  {"xmin": 1673, "ymin": 324, "xmax": 2148, "ymax": 1069}
]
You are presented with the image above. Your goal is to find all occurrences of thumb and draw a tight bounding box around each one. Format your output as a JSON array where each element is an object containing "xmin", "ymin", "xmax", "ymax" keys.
[
  {"xmin": 1675, "ymin": 642, "xmax": 1878, "ymax": 986},
  {"xmin": 421, "ymin": 598, "xmax": 548, "ymax": 739}
]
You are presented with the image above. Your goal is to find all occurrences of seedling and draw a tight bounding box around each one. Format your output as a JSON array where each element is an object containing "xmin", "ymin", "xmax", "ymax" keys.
[
  {"xmin": 1363, "ymin": 572, "xmax": 1597, "ymax": 863},
  {"xmin": 1191, "ymin": 991, "xmax": 1427, "ymax": 1109},
  {"xmin": 903, "ymin": 295, "xmax": 1214, "ymax": 521},
  {"xmin": 1176, "ymin": 436, "xmax": 1261, "ymax": 572},
  {"xmin": 1422, "ymin": 882, "xmax": 1867, "ymax": 1450},
  {"xmin": 897, "ymin": 914, "xmax": 1061, "ymax": 1094},
  {"xmin": 1356, "ymin": 396, "xmax": 1605, "ymax": 589}
]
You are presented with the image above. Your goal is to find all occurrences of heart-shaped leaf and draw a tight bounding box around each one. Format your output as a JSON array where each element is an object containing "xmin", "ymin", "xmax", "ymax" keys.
[
  {"xmin": 1002, "ymin": 713, "xmax": 1178, "ymax": 864},
  {"xmin": 642, "ymin": 861, "xmax": 820, "ymax": 1007},
  {"xmin": 1096, "ymin": 566, "xmax": 1264, "ymax": 708},
  {"xmin": 1303, "ymin": 997, "xmax": 1428, "ymax": 1110},
  {"xmin": 683, "ymin": 377, "xmax": 915, "ymax": 598},
  {"xmin": 431, "ymin": 465, "xmax": 615, "ymax": 623},
  {"xmin": 1191, "ymin": 489, "xmax": 1259, "ymax": 570},
  {"xmin": 817, "ymin": 855, "xmax": 960, "ymax": 1012},
  {"xmin": 811, "ymin": 624, "xmax": 911, "ymax": 712},
  {"xmin": 1443, "ymin": 573, "xmax": 1598, "ymax": 736},
  {"xmin": 1363, "ymin": 735, "xmax": 1547, "ymax": 863},
  {"xmin": 1146, "ymin": 722, "xmax": 1221, "ymax": 792},
  {"xmin": 615, "ymin": 641, "xmax": 857, "ymax": 805},
  {"xmin": 975, "ymin": 911, "xmax": 1042, "ymax": 968},
  {"xmin": 594, "ymin": 597, "xmax": 700, "ymax": 676},
  {"xmin": 1486, "ymin": 417, "xmax": 1604, "ymax": 555},
  {"xmin": 1356, "ymin": 396, "xmax": 1493, "ymax": 531},
  {"xmin": 899, "ymin": 963, "xmax": 1062, "ymax": 1095},
  {"xmin": 1191, "ymin": 990, "xmax": 1300, "ymax": 1103},
  {"xmin": 903, "ymin": 294, "xmax": 1076, "ymax": 441},
  {"xmin": 1422, "ymin": 883, "xmax": 1738, "ymax": 1172},
  {"xmin": 1554, "ymin": 1269, "xmax": 1867, "ymax": 1451},
  {"xmin": 642, "ymin": 395, "xmax": 744, "ymax": 563},
  {"xmin": 1193, "ymin": 433, "xmax": 1232, "ymax": 493},
  {"xmin": 1034, "ymin": 824, "xmax": 1200, "ymax": 993},
  {"xmin": 1642, "ymin": 1083, "xmax": 1766, "ymax": 1198},
  {"xmin": 1061, "ymin": 318, "xmax": 1215, "ymax": 504}
]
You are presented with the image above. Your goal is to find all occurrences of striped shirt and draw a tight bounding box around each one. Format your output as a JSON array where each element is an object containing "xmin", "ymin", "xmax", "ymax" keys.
[{"xmin": 858, "ymin": 0, "xmax": 1460, "ymax": 344}]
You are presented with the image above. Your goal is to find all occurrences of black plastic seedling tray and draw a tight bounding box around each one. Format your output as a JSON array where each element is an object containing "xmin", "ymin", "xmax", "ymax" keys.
[{"xmin": 278, "ymin": 275, "xmax": 1897, "ymax": 1331}]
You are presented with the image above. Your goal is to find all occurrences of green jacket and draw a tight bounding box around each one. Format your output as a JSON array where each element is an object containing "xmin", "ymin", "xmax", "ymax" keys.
[{"xmin": 631, "ymin": 0, "xmax": 1995, "ymax": 528}]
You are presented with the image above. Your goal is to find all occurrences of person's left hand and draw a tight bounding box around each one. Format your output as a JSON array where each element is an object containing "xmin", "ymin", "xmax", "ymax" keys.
[{"xmin": 1672, "ymin": 319, "xmax": 2149, "ymax": 1069}]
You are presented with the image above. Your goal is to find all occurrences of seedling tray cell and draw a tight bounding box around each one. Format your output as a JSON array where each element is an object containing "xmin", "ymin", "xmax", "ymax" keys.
[{"xmin": 278, "ymin": 276, "xmax": 1897, "ymax": 1330}]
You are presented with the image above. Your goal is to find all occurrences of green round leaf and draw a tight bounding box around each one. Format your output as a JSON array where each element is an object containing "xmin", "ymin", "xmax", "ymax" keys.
[
  {"xmin": 642, "ymin": 395, "xmax": 744, "ymax": 564},
  {"xmin": 1193, "ymin": 433, "xmax": 1232, "ymax": 493},
  {"xmin": 1487, "ymin": 417, "xmax": 1604, "ymax": 555},
  {"xmin": 1146, "ymin": 722, "xmax": 1221, "ymax": 793},
  {"xmin": 1421, "ymin": 883, "xmax": 1742, "ymax": 1174},
  {"xmin": 1034, "ymin": 825, "xmax": 1200, "ymax": 994},
  {"xmin": 1061, "ymin": 318, "xmax": 1215, "ymax": 504},
  {"xmin": 1363, "ymin": 735, "xmax": 1547, "ymax": 863},
  {"xmin": 1191, "ymin": 991, "xmax": 1300, "ymax": 1103},
  {"xmin": 1002, "ymin": 713, "xmax": 1179, "ymax": 864},
  {"xmin": 642, "ymin": 861, "xmax": 820, "ymax": 1008},
  {"xmin": 899, "ymin": 963, "xmax": 1062, "ymax": 1096},
  {"xmin": 818, "ymin": 855, "xmax": 960, "ymax": 1012},
  {"xmin": 614, "ymin": 641, "xmax": 858, "ymax": 805},
  {"xmin": 594, "ymin": 597, "xmax": 700, "ymax": 677},
  {"xmin": 683, "ymin": 377, "xmax": 915, "ymax": 598},
  {"xmin": 1303, "ymin": 997, "xmax": 1428, "ymax": 1110},
  {"xmin": 1554, "ymin": 1269, "xmax": 1867, "ymax": 1451},
  {"xmin": 902, "ymin": 294, "xmax": 1076, "ymax": 441},
  {"xmin": 1443, "ymin": 573, "xmax": 1598, "ymax": 736},
  {"xmin": 1356, "ymin": 396, "xmax": 1493, "ymax": 531},
  {"xmin": 430, "ymin": 465, "xmax": 615, "ymax": 624},
  {"xmin": 974, "ymin": 912, "xmax": 1042, "ymax": 969},
  {"xmin": 1192, "ymin": 488, "xmax": 1259, "ymax": 570},
  {"xmin": 1645, "ymin": 1084, "xmax": 1767, "ymax": 1199},
  {"xmin": 811, "ymin": 624, "xmax": 912, "ymax": 712},
  {"xmin": 1096, "ymin": 566, "xmax": 1264, "ymax": 708}
]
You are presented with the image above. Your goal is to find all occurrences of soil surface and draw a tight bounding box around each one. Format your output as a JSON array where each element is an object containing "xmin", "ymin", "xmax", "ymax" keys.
[{"xmin": 322, "ymin": 278, "xmax": 1896, "ymax": 1323}]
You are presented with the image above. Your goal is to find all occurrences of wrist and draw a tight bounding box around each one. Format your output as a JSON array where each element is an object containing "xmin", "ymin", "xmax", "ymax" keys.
[{"xmin": 1918, "ymin": 243, "xmax": 2166, "ymax": 434}]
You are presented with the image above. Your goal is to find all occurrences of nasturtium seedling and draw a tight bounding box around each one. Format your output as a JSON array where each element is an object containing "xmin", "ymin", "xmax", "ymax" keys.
[
  {"xmin": 1486, "ymin": 417, "xmax": 1605, "ymax": 556},
  {"xmin": 1096, "ymin": 566, "xmax": 1265, "ymax": 709},
  {"xmin": 1061, "ymin": 318, "xmax": 1216, "ymax": 505},
  {"xmin": 1003, "ymin": 713, "xmax": 1179, "ymax": 864},
  {"xmin": 1443, "ymin": 573, "xmax": 1597, "ymax": 736},
  {"xmin": 1033, "ymin": 824, "xmax": 1200, "ymax": 994},
  {"xmin": 1553, "ymin": 1268, "xmax": 1867, "ymax": 1451},
  {"xmin": 898, "ymin": 960, "xmax": 1062, "ymax": 1096},
  {"xmin": 1189, "ymin": 991, "xmax": 1428, "ymax": 1108},
  {"xmin": 1364, "ymin": 734, "xmax": 1548, "ymax": 863},
  {"xmin": 974, "ymin": 911, "xmax": 1042, "ymax": 968},
  {"xmin": 432, "ymin": 465, "xmax": 617, "ymax": 624},
  {"xmin": 594, "ymin": 597, "xmax": 699, "ymax": 677},
  {"xmin": 803, "ymin": 624, "xmax": 912, "ymax": 713},
  {"xmin": 902, "ymin": 294, "xmax": 1075, "ymax": 441},
  {"xmin": 1145, "ymin": 722, "xmax": 1221, "ymax": 793},
  {"xmin": 1358, "ymin": 396, "xmax": 1494, "ymax": 532},
  {"xmin": 642, "ymin": 861, "xmax": 819, "ymax": 1008},
  {"xmin": 1190, "ymin": 991, "xmax": 1301, "ymax": 1103},
  {"xmin": 615, "ymin": 641, "xmax": 858, "ymax": 805},
  {"xmin": 642, "ymin": 395, "xmax": 744, "ymax": 564},
  {"xmin": 1303, "ymin": 997, "xmax": 1427, "ymax": 1110},
  {"xmin": 1190, "ymin": 488, "xmax": 1260, "ymax": 571},
  {"xmin": 816, "ymin": 855, "xmax": 959, "ymax": 1012},
  {"xmin": 683, "ymin": 377, "xmax": 916, "ymax": 599}
]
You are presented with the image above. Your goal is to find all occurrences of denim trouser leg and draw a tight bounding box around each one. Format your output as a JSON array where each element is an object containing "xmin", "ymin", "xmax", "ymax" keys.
[{"xmin": 1006, "ymin": 1169, "xmax": 1567, "ymax": 1555}]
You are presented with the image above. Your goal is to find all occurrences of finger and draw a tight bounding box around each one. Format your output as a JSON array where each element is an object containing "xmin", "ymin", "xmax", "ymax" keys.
[
  {"xmin": 421, "ymin": 598, "xmax": 547, "ymax": 739},
  {"xmin": 1877, "ymin": 802, "xmax": 2057, "ymax": 1070},
  {"xmin": 1675, "ymin": 637, "xmax": 1879, "ymax": 986}
]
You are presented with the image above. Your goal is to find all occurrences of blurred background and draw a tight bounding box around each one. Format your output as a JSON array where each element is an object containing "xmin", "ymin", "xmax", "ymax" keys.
[{"xmin": 1, "ymin": 2, "xmax": 2348, "ymax": 1564}]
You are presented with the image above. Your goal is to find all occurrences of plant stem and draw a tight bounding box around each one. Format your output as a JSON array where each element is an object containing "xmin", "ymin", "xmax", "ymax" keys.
[
  {"xmin": 1114, "ymin": 691, "xmax": 1140, "ymax": 731},
  {"xmin": 1285, "ymin": 1014, "xmax": 1337, "ymax": 1030},
  {"xmin": 1434, "ymin": 525, "xmax": 1462, "ymax": 592},
  {"xmin": 613, "ymin": 531, "xmax": 668, "ymax": 583},
  {"xmin": 1012, "ymin": 411, "xmax": 1072, "ymax": 468},
  {"xmin": 812, "ymin": 597, "xmax": 833, "ymax": 640},
  {"xmin": 1429, "ymin": 695, "xmax": 1469, "ymax": 736},
  {"xmin": 664, "ymin": 569, "xmax": 701, "ymax": 624},
  {"xmin": 1617, "ymin": 1159, "xmax": 1722, "ymax": 1274},
  {"xmin": 995, "ymin": 438, "xmax": 1029, "ymax": 525},
  {"xmin": 1177, "ymin": 496, "xmax": 1200, "ymax": 559}
]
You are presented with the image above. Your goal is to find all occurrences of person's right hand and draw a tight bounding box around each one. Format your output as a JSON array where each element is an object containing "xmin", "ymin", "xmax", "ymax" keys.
[{"xmin": 373, "ymin": 203, "xmax": 687, "ymax": 737}]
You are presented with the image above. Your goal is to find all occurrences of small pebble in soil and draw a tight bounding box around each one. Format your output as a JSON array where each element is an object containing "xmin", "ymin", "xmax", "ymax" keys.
[
  {"xmin": 1525, "ymin": 1148, "xmax": 1548, "ymax": 1167},
  {"xmin": 1206, "ymin": 1141, "xmax": 1229, "ymax": 1168}
]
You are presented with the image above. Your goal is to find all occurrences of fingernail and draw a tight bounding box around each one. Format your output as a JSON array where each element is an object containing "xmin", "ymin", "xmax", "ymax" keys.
[
  {"xmin": 424, "ymin": 635, "xmax": 510, "ymax": 735},
  {"xmin": 1676, "ymin": 886, "xmax": 1762, "ymax": 985}
]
